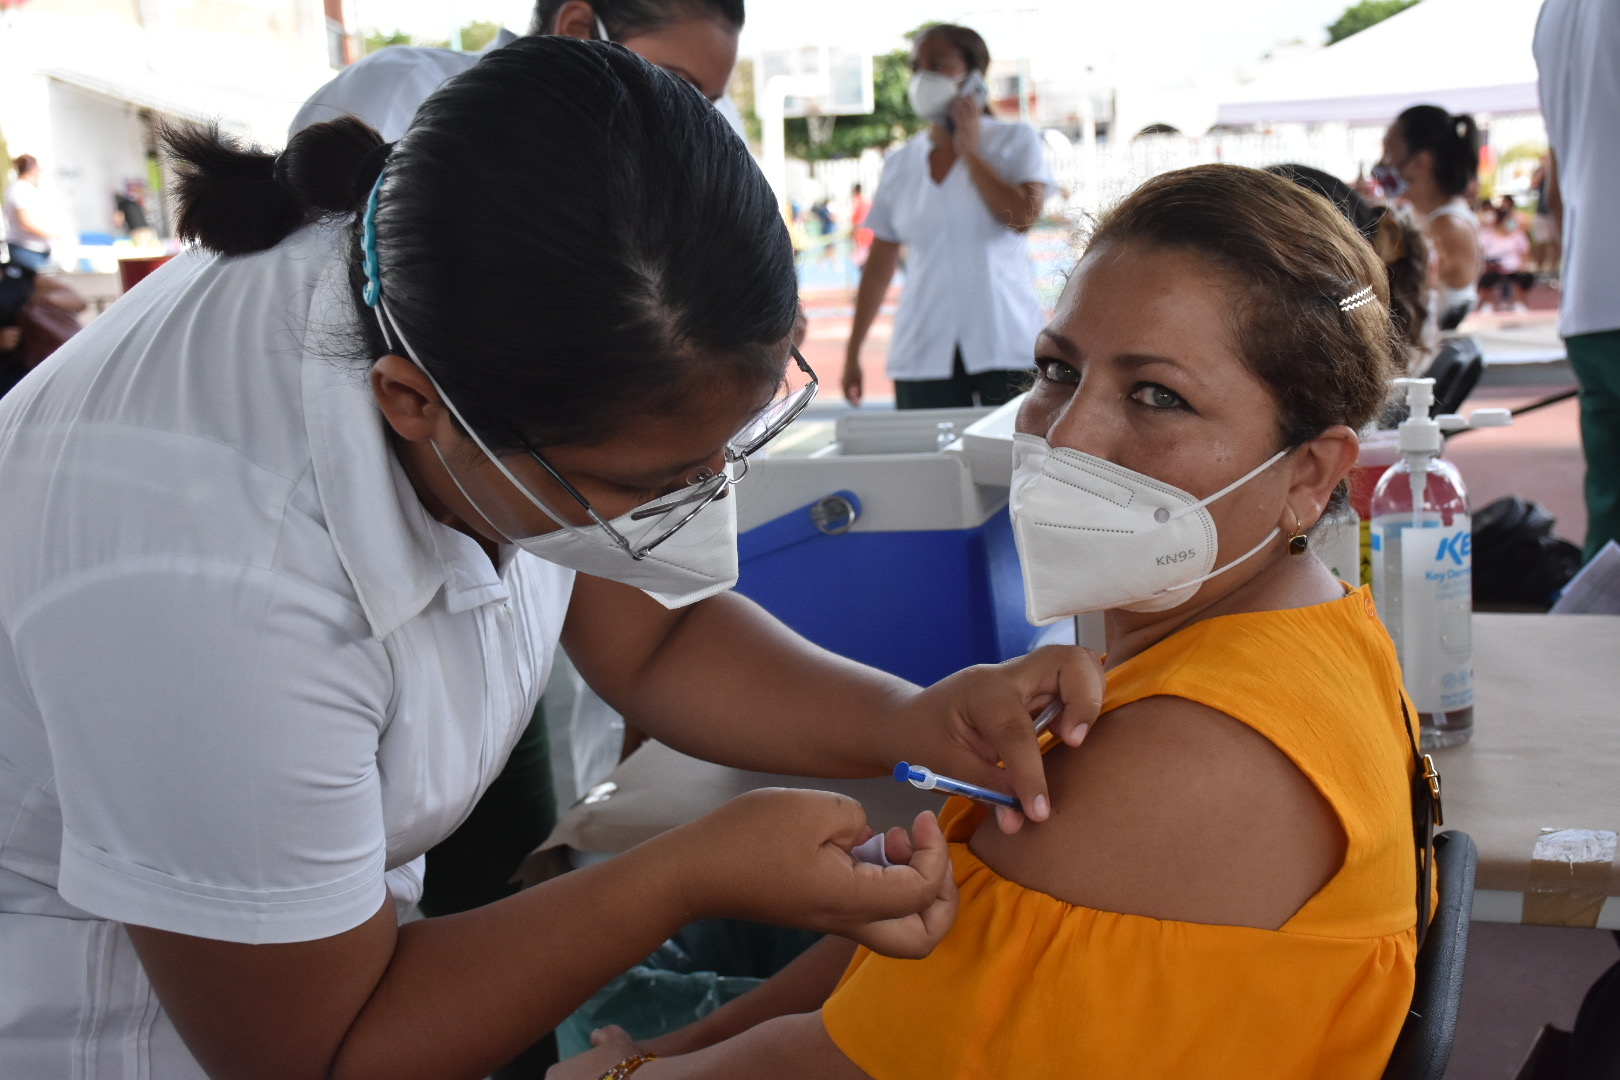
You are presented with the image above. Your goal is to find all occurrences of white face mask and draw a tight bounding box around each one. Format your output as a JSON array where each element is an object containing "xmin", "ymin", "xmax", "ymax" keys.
[
  {"xmin": 378, "ymin": 300, "xmax": 740, "ymax": 609},
  {"xmin": 435, "ymin": 440, "xmax": 741, "ymax": 608},
  {"xmin": 1009, "ymin": 433, "xmax": 1289, "ymax": 624},
  {"xmin": 907, "ymin": 70, "xmax": 984, "ymax": 125}
]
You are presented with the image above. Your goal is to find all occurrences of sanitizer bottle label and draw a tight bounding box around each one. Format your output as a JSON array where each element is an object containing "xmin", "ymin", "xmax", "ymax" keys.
[{"xmin": 1399, "ymin": 521, "xmax": 1474, "ymax": 713}]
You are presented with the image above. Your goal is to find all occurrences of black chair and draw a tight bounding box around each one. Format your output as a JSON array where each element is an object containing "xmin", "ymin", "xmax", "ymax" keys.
[
  {"xmin": 1427, "ymin": 336, "xmax": 1485, "ymax": 417},
  {"xmin": 1378, "ymin": 337, "xmax": 1484, "ymax": 429},
  {"xmin": 1382, "ymin": 831, "xmax": 1478, "ymax": 1080}
]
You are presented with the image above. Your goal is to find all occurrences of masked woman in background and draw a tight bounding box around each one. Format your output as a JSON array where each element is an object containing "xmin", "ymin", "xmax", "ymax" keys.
[
  {"xmin": 841, "ymin": 24, "xmax": 1054, "ymax": 410},
  {"xmin": 556, "ymin": 164, "xmax": 1432, "ymax": 1080},
  {"xmin": 1375, "ymin": 104, "xmax": 1483, "ymax": 331}
]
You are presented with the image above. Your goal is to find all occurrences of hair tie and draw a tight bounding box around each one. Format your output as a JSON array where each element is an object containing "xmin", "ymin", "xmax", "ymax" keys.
[
  {"xmin": 271, "ymin": 151, "xmax": 291, "ymax": 187},
  {"xmin": 361, "ymin": 169, "xmax": 385, "ymax": 308},
  {"xmin": 1338, "ymin": 285, "xmax": 1375, "ymax": 313}
]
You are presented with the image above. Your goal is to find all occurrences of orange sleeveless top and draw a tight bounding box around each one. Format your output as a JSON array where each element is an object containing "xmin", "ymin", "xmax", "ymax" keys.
[{"xmin": 823, "ymin": 587, "xmax": 1422, "ymax": 1079}]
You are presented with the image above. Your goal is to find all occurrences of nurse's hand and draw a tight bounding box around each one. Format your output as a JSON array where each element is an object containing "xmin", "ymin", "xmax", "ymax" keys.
[
  {"xmin": 669, "ymin": 791, "xmax": 957, "ymax": 960},
  {"xmin": 890, "ymin": 645, "xmax": 1105, "ymax": 835}
]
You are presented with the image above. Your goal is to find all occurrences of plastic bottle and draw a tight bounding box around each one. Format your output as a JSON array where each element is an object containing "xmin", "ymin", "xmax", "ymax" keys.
[
  {"xmin": 1369, "ymin": 378, "xmax": 1474, "ymax": 748},
  {"xmin": 1350, "ymin": 428, "xmax": 1402, "ymax": 589}
]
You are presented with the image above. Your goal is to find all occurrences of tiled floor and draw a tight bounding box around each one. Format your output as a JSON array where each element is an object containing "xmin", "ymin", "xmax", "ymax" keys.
[{"xmin": 1445, "ymin": 924, "xmax": 1618, "ymax": 1079}]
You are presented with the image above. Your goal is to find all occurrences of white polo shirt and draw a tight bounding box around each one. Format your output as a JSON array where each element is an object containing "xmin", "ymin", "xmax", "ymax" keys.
[
  {"xmin": 0, "ymin": 224, "xmax": 573, "ymax": 1077},
  {"xmin": 866, "ymin": 119, "xmax": 1055, "ymax": 381},
  {"xmin": 1535, "ymin": 0, "xmax": 1620, "ymax": 337}
]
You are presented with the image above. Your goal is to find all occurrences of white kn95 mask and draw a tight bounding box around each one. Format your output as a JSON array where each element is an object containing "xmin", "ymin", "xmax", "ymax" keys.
[{"xmin": 1009, "ymin": 433, "xmax": 1289, "ymax": 624}]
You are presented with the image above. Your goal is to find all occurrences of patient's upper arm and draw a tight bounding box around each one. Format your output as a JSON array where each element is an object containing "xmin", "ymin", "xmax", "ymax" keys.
[{"xmin": 969, "ymin": 695, "xmax": 1346, "ymax": 930}]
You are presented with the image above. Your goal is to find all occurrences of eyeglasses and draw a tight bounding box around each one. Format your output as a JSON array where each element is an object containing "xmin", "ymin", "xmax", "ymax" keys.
[{"xmin": 527, "ymin": 347, "xmax": 819, "ymax": 560}]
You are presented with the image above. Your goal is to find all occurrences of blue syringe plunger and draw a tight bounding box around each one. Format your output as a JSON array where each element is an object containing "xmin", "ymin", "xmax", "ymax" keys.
[{"xmin": 892, "ymin": 760, "xmax": 1018, "ymax": 809}]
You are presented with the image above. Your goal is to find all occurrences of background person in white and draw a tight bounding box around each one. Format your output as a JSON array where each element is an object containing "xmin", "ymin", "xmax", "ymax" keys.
[
  {"xmin": 0, "ymin": 40, "xmax": 1096, "ymax": 1080},
  {"xmin": 1535, "ymin": 0, "xmax": 1620, "ymax": 565},
  {"xmin": 3, "ymin": 155, "xmax": 53, "ymax": 272},
  {"xmin": 292, "ymin": 0, "xmax": 745, "ymax": 142},
  {"xmin": 841, "ymin": 24, "xmax": 1053, "ymax": 410}
]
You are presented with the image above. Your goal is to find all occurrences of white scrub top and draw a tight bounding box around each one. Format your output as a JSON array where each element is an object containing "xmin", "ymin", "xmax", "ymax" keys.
[
  {"xmin": 0, "ymin": 224, "xmax": 574, "ymax": 1078},
  {"xmin": 865, "ymin": 119, "xmax": 1055, "ymax": 381},
  {"xmin": 1536, "ymin": 0, "xmax": 1620, "ymax": 337},
  {"xmin": 291, "ymin": 28, "xmax": 520, "ymax": 141}
]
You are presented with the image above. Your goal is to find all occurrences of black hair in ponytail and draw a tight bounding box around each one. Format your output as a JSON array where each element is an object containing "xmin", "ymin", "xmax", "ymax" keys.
[
  {"xmin": 164, "ymin": 118, "xmax": 387, "ymax": 257},
  {"xmin": 1395, "ymin": 104, "xmax": 1480, "ymax": 199},
  {"xmin": 165, "ymin": 37, "xmax": 795, "ymax": 453}
]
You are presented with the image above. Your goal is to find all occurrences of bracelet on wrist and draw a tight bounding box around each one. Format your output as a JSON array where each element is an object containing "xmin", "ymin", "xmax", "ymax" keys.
[{"xmin": 599, "ymin": 1052, "xmax": 660, "ymax": 1079}]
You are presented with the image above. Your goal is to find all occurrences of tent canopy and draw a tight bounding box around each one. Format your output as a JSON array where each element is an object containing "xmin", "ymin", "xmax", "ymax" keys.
[{"xmin": 1217, "ymin": 0, "xmax": 1544, "ymax": 127}]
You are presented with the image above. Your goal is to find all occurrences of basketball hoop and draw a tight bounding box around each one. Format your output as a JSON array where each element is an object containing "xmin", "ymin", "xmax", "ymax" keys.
[{"xmin": 806, "ymin": 107, "xmax": 836, "ymax": 149}]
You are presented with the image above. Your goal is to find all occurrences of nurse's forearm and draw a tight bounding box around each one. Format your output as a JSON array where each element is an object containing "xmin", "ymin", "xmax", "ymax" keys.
[
  {"xmin": 846, "ymin": 240, "xmax": 899, "ymax": 357},
  {"xmin": 962, "ymin": 154, "xmax": 1042, "ymax": 232},
  {"xmin": 565, "ymin": 582, "xmax": 913, "ymax": 777},
  {"xmin": 130, "ymin": 831, "xmax": 696, "ymax": 1080}
]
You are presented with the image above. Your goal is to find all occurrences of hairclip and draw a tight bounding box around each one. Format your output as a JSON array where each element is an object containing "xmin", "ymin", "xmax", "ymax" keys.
[
  {"xmin": 1338, "ymin": 285, "xmax": 1375, "ymax": 313},
  {"xmin": 361, "ymin": 169, "xmax": 385, "ymax": 308}
]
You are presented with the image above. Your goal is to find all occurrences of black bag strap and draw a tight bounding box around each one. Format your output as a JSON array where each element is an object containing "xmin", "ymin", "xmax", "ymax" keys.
[{"xmin": 1400, "ymin": 696, "xmax": 1443, "ymax": 950}]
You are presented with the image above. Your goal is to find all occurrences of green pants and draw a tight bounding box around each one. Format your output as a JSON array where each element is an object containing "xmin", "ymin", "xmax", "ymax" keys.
[
  {"xmin": 894, "ymin": 346, "xmax": 1032, "ymax": 410},
  {"xmin": 1566, "ymin": 329, "xmax": 1620, "ymax": 563}
]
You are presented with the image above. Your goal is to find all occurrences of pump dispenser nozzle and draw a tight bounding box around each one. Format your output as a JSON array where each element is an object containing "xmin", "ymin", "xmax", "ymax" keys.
[{"xmin": 1393, "ymin": 377, "xmax": 1441, "ymax": 454}]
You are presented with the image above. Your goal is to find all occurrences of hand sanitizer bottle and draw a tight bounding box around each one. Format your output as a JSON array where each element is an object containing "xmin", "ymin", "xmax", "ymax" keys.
[{"xmin": 1370, "ymin": 378, "xmax": 1474, "ymax": 748}]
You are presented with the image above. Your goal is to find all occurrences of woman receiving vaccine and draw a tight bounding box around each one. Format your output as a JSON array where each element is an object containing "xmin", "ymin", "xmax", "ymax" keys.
[
  {"xmin": 841, "ymin": 24, "xmax": 1054, "ymax": 410},
  {"xmin": 555, "ymin": 164, "xmax": 1433, "ymax": 1080}
]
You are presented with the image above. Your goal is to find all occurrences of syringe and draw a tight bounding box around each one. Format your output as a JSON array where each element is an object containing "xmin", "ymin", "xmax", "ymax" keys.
[
  {"xmin": 892, "ymin": 761, "xmax": 1020, "ymax": 810},
  {"xmin": 891, "ymin": 700, "xmax": 1067, "ymax": 811}
]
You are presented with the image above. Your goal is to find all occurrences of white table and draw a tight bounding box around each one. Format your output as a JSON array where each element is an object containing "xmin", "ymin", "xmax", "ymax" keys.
[{"xmin": 1439, "ymin": 613, "xmax": 1620, "ymax": 928}]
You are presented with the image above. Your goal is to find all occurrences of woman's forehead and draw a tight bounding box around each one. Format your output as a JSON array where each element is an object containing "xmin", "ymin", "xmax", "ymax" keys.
[{"xmin": 1052, "ymin": 244, "xmax": 1262, "ymax": 383}]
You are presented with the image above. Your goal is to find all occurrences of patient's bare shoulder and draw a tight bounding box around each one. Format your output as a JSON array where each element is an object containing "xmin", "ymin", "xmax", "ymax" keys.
[{"xmin": 969, "ymin": 695, "xmax": 1346, "ymax": 929}]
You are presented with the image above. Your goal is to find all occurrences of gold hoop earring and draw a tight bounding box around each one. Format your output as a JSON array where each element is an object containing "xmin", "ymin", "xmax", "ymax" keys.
[{"xmin": 1287, "ymin": 514, "xmax": 1310, "ymax": 556}]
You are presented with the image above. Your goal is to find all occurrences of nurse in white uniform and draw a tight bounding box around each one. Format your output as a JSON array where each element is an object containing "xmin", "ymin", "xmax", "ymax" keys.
[
  {"xmin": 842, "ymin": 24, "xmax": 1054, "ymax": 410},
  {"xmin": 0, "ymin": 39, "xmax": 1098, "ymax": 1080}
]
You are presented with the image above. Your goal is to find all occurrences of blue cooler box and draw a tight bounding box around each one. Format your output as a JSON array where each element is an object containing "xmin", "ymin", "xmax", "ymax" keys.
[{"xmin": 734, "ymin": 407, "xmax": 1038, "ymax": 687}]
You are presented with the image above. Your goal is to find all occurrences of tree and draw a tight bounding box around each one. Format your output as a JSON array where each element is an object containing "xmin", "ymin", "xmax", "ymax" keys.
[
  {"xmin": 362, "ymin": 28, "xmax": 421, "ymax": 53},
  {"xmin": 361, "ymin": 21, "xmax": 502, "ymax": 55},
  {"xmin": 784, "ymin": 49, "xmax": 927, "ymax": 162},
  {"xmin": 458, "ymin": 20, "xmax": 502, "ymax": 51},
  {"xmin": 1327, "ymin": 0, "xmax": 1422, "ymax": 45}
]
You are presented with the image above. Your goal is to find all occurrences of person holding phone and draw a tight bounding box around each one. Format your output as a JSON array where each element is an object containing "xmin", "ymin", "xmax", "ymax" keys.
[{"xmin": 841, "ymin": 23, "xmax": 1053, "ymax": 410}]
